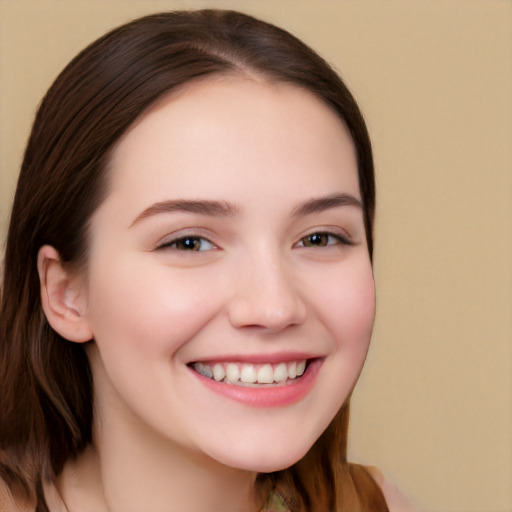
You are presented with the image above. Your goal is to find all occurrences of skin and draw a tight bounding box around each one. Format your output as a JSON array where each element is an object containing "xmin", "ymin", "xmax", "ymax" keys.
[{"xmin": 39, "ymin": 77, "xmax": 376, "ymax": 511}]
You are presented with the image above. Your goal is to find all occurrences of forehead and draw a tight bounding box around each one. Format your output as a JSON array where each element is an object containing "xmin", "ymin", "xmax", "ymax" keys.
[{"xmin": 105, "ymin": 77, "xmax": 360, "ymax": 208}]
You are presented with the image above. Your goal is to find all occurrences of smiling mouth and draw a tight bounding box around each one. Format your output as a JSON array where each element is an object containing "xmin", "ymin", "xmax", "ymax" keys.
[{"xmin": 189, "ymin": 360, "xmax": 310, "ymax": 387}]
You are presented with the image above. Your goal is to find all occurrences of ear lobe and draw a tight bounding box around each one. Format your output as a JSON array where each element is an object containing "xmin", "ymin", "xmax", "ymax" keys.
[{"xmin": 37, "ymin": 245, "xmax": 93, "ymax": 343}]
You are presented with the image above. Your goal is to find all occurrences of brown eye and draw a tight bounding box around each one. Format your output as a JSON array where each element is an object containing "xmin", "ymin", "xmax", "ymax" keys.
[
  {"xmin": 159, "ymin": 236, "xmax": 216, "ymax": 252},
  {"xmin": 297, "ymin": 232, "xmax": 350, "ymax": 248},
  {"xmin": 175, "ymin": 237, "xmax": 202, "ymax": 251},
  {"xmin": 302, "ymin": 233, "xmax": 330, "ymax": 247}
]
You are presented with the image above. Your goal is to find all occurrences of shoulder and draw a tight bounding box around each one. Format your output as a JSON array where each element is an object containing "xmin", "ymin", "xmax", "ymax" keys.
[{"xmin": 366, "ymin": 466, "xmax": 421, "ymax": 512}]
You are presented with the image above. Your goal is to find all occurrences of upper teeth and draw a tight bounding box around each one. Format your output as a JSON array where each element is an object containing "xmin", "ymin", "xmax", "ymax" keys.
[{"xmin": 192, "ymin": 360, "xmax": 307, "ymax": 386}]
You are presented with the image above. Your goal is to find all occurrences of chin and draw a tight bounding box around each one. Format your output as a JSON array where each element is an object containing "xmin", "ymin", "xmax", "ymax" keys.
[{"xmin": 209, "ymin": 438, "xmax": 314, "ymax": 474}]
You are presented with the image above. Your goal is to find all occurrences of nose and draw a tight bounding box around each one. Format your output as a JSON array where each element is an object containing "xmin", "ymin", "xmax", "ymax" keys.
[{"xmin": 227, "ymin": 252, "xmax": 307, "ymax": 333}]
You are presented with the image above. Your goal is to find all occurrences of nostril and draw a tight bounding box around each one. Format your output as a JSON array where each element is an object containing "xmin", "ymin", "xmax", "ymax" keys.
[{"xmin": 227, "ymin": 291, "xmax": 307, "ymax": 332}]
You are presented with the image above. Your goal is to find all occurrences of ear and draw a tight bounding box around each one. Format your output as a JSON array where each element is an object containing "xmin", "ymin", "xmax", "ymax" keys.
[{"xmin": 37, "ymin": 245, "xmax": 93, "ymax": 343}]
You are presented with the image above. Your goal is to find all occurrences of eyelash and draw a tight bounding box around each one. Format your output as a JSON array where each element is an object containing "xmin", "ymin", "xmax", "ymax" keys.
[
  {"xmin": 157, "ymin": 231, "xmax": 351, "ymax": 252},
  {"xmin": 295, "ymin": 231, "xmax": 352, "ymax": 248},
  {"xmin": 157, "ymin": 235, "xmax": 217, "ymax": 252}
]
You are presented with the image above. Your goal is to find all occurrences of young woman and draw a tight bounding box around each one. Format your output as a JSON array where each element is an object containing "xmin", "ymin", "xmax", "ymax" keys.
[{"xmin": 0, "ymin": 9, "xmax": 416, "ymax": 512}]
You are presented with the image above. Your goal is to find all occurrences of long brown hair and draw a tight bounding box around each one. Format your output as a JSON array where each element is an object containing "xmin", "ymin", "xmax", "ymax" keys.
[{"xmin": 0, "ymin": 10, "xmax": 385, "ymax": 511}]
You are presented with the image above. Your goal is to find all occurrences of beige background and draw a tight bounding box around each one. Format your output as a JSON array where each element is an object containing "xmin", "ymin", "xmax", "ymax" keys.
[{"xmin": 1, "ymin": 1, "xmax": 511, "ymax": 510}]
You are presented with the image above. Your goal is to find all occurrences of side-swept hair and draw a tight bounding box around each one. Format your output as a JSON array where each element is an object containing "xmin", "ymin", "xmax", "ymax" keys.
[{"xmin": 0, "ymin": 10, "xmax": 384, "ymax": 511}]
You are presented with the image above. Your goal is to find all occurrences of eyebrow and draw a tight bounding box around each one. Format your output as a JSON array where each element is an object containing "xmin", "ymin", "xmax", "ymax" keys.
[
  {"xmin": 292, "ymin": 193, "xmax": 363, "ymax": 216},
  {"xmin": 130, "ymin": 199, "xmax": 240, "ymax": 227},
  {"xmin": 130, "ymin": 193, "xmax": 362, "ymax": 227}
]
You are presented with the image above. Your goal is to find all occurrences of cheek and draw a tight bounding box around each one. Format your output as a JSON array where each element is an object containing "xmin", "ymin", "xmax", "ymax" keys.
[
  {"xmin": 84, "ymin": 256, "xmax": 221, "ymax": 356},
  {"xmin": 312, "ymin": 262, "xmax": 375, "ymax": 424},
  {"xmin": 317, "ymin": 260, "xmax": 376, "ymax": 349}
]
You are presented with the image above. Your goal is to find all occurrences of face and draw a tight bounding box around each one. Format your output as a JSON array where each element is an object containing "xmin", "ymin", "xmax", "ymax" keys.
[{"xmin": 80, "ymin": 77, "xmax": 375, "ymax": 472}]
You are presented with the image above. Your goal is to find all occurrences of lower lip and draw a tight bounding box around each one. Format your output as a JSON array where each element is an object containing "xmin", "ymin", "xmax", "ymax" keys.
[{"xmin": 189, "ymin": 359, "xmax": 323, "ymax": 408}]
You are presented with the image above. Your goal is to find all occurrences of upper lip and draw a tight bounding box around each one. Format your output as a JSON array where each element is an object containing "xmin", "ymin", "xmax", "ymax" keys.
[{"xmin": 188, "ymin": 352, "xmax": 323, "ymax": 365}]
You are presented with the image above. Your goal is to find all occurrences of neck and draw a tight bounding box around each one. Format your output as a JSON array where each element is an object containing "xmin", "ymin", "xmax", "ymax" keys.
[
  {"xmin": 59, "ymin": 442, "xmax": 258, "ymax": 512},
  {"xmin": 97, "ymin": 434, "xmax": 258, "ymax": 512},
  {"xmin": 58, "ymin": 348, "xmax": 259, "ymax": 512}
]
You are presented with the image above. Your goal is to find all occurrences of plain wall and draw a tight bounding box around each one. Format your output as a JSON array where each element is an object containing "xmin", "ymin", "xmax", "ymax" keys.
[{"xmin": 1, "ymin": 1, "xmax": 511, "ymax": 511}]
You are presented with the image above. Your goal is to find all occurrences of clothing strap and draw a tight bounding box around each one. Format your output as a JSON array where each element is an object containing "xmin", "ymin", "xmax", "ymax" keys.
[{"xmin": 261, "ymin": 487, "xmax": 291, "ymax": 512}]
